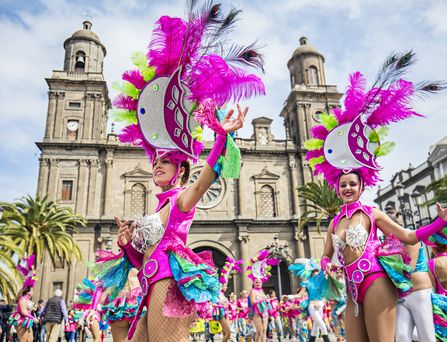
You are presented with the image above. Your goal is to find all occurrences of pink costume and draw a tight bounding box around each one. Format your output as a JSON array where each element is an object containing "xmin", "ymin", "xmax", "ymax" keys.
[
  {"xmin": 237, "ymin": 297, "xmax": 249, "ymax": 320},
  {"xmin": 331, "ymin": 201, "xmax": 387, "ymax": 312},
  {"xmin": 228, "ymin": 300, "xmax": 238, "ymax": 321},
  {"xmin": 269, "ymin": 297, "xmax": 280, "ymax": 318},
  {"xmin": 9, "ymin": 295, "xmax": 35, "ymax": 329},
  {"xmin": 119, "ymin": 187, "xmax": 219, "ymax": 338},
  {"xmin": 250, "ymin": 288, "xmax": 271, "ymax": 317}
]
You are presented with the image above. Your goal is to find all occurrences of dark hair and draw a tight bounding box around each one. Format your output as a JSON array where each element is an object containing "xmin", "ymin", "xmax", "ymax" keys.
[
  {"xmin": 433, "ymin": 244, "xmax": 447, "ymax": 254},
  {"xmin": 180, "ymin": 161, "xmax": 190, "ymax": 186},
  {"xmin": 38, "ymin": 299, "xmax": 44, "ymax": 304},
  {"xmin": 16, "ymin": 286, "xmax": 32, "ymax": 303}
]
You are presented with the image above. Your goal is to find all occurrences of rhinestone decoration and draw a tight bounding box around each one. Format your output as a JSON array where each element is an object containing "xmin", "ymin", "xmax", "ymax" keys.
[
  {"xmin": 152, "ymin": 133, "xmax": 158, "ymax": 140},
  {"xmin": 352, "ymin": 270, "xmax": 364, "ymax": 284},
  {"xmin": 153, "ymin": 84, "xmax": 159, "ymax": 91},
  {"xmin": 358, "ymin": 259, "xmax": 372, "ymax": 272},
  {"xmin": 140, "ymin": 108, "xmax": 146, "ymax": 115}
]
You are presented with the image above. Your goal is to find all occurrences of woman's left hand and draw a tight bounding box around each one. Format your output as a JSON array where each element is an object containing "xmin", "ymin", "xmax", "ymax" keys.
[
  {"xmin": 437, "ymin": 202, "xmax": 447, "ymax": 222},
  {"xmin": 220, "ymin": 104, "xmax": 248, "ymax": 134}
]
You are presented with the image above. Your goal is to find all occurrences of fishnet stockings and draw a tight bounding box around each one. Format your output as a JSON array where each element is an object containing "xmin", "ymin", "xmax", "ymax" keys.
[{"xmin": 128, "ymin": 278, "xmax": 194, "ymax": 342}]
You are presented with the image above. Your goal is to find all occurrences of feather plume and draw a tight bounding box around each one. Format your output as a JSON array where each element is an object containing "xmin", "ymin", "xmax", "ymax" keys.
[
  {"xmin": 304, "ymin": 138, "xmax": 324, "ymax": 151},
  {"xmin": 118, "ymin": 124, "xmax": 144, "ymax": 145},
  {"xmin": 366, "ymin": 79, "xmax": 422, "ymax": 128},
  {"xmin": 110, "ymin": 109, "xmax": 137, "ymax": 124},
  {"xmin": 148, "ymin": 16, "xmax": 188, "ymax": 75},
  {"xmin": 225, "ymin": 42, "xmax": 265, "ymax": 73},
  {"xmin": 342, "ymin": 72, "xmax": 367, "ymax": 123},
  {"xmin": 360, "ymin": 51, "xmax": 416, "ymax": 116},
  {"xmin": 131, "ymin": 52, "xmax": 155, "ymax": 82},
  {"xmin": 320, "ymin": 113, "xmax": 338, "ymax": 131},
  {"xmin": 112, "ymin": 81, "xmax": 139, "ymax": 100},
  {"xmin": 112, "ymin": 95, "xmax": 137, "ymax": 111},
  {"xmin": 122, "ymin": 69, "xmax": 146, "ymax": 90},
  {"xmin": 188, "ymin": 55, "xmax": 265, "ymax": 106}
]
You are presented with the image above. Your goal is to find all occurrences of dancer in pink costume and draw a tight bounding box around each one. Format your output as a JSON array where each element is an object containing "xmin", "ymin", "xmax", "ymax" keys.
[
  {"xmin": 96, "ymin": 1, "xmax": 265, "ymax": 340},
  {"xmin": 9, "ymin": 255, "xmax": 38, "ymax": 342},
  {"xmin": 236, "ymin": 290, "xmax": 250, "ymax": 339},
  {"xmin": 426, "ymin": 228, "xmax": 447, "ymax": 341},
  {"xmin": 268, "ymin": 290, "xmax": 282, "ymax": 340},
  {"xmin": 305, "ymin": 51, "xmax": 447, "ymax": 341},
  {"xmin": 247, "ymin": 250, "xmax": 278, "ymax": 342}
]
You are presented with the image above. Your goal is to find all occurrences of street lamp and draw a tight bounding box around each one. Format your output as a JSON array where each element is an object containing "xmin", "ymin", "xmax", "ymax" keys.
[
  {"xmin": 394, "ymin": 183, "xmax": 408, "ymax": 227},
  {"xmin": 411, "ymin": 189, "xmax": 423, "ymax": 225},
  {"xmin": 267, "ymin": 235, "xmax": 291, "ymax": 298}
]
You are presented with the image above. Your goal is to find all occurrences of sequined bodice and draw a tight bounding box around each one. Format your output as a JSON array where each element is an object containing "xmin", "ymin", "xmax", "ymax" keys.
[
  {"xmin": 132, "ymin": 214, "xmax": 165, "ymax": 253},
  {"xmin": 332, "ymin": 213, "xmax": 369, "ymax": 255}
]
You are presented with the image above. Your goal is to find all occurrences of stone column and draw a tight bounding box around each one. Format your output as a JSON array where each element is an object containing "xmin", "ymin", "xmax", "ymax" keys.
[
  {"xmin": 87, "ymin": 159, "xmax": 99, "ymax": 217},
  {"xmin": 288, "ymin": 153, "xmax": 305, "ymax": 258},
  {"xmin": 44, "ymin": 92, "xmax": 57, "ymax": 140},
  {"xmin": 84, "ymin": 93, "xmax": 94, "ymax": 141},
  {"xmin": 238, "ymin": 225, "xmax": 250, "ymax": 290},
  {"xmin": 37, "ymin": 158, "xmax": 49, "ymax": 196},
  {"xmin": 53, "ymin": 92, "xmax": 65, "ymax": 139},
  {"xmin": 237, "ymin": 163, "xmax": 245, "ymax": 218},
  {"xmin": 102, "ymin": 159, "xmax": 114, "ymax": 218},
  {"xmin": 47, "ymin": 158, "xmax": 59, "ymax": 200},
  {"xmin": 76, "ymin": 159, "xmax": 89, "ymax": 215}
]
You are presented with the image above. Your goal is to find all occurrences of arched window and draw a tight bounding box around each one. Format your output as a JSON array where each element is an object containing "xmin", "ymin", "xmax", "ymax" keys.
[
  {"xmin": 259, "ymin": 185, "xmax": 276, "ymax": 217},
  {"xmin": 130, "ymin": 183, "xmax": 146, "ymax": 218},
  {"xmin": 313, "ymin": 111, "xmax": 324, "ymax": 122},
  {"xmin": 75, "ymin": 51, "xmax": 85, "ymax": 72},
  {"xmin": 308, "ymin": 66, "xmax": 319, "ymax": 85}
]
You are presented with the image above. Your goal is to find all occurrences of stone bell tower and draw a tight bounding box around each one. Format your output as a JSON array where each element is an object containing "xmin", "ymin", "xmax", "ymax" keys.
[
  {"xmin": 43, "ymin": 20, "xmax": 110, "ymax": 144},
  {"xmin": 280, "ymin": 36, "xmax": 343, "ymax": 185}
]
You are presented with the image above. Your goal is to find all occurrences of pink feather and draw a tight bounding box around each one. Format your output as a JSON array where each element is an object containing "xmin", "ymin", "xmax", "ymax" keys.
[
  {"xmin": 366, "ymin": 80, "xmax": 423, "ymax": 128},
  {"xmin": 188, "ymin": 55, "xmax": 265, "ymax": 106},
  {"xmin": 342, "ymin": 72, "xmax": 367, "ymax": 124},
  {"xmin": 122, "ymin": 70, "xmax": 146, "ymax": 90},
  {"xmin": 112, "ymin": 95, "xmax": 137, "ymax": 111},
  {"xmin": 148, "ymin": 16, "xmax": 188, "ymax": 75},
  {"xmin": 310, "ymin": 125, "xmax": 329, "ymax": 140},
  {"xmin": 118, "ymin": 124, "xmax": 144, "ymax": 145}
]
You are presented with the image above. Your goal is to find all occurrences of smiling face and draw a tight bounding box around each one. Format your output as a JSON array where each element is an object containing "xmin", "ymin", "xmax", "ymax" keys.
[
  {"xmin": 152, "ymin": 156, "xmax": 180, "ymax": 188},
  {"xmin": 253, "ymin": 278, "xmax": 263, "ymax": 289},
  {"xmin": 338, "ymin": 173, "xmax": 362, "ymax": 204}
]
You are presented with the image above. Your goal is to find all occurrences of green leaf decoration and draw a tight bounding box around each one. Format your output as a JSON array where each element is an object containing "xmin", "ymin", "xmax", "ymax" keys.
[
  {"xmin": 131, "ymin": 52, "xmax": 156, "ymax": 82},
  {"xmin": 191, "ymin": 126, "xmax": 203, "ymax": 142},
  {"xmin": 309, "ymin": 156, "xmax": 325, "ymax": 169},
  {"xmin": 320, "ymin": 113, "xmax": 338, "ymax": 131},
  {"xmin": 374, "ymin": 141, "xmax": 395, "ymax": 156},
  {"xmin": 112, "ymin": 81, "xmax": 140, "ymax": 100},
  {"xmin": 368, "ymin": 126, "xmax": 389, "ymax": 143},
  {"xmin": 110, "ymin": 109, "xmax": 137, "ymax": 124},
  {"xmin": 304, "ymin": 138, "xmax": 324, "ymax": 151}
]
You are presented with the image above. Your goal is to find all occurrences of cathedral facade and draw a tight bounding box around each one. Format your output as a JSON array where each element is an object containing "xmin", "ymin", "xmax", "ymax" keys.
[{"xmin": 34, "ymin": 21, "xmax": 342, "ymax": 300}]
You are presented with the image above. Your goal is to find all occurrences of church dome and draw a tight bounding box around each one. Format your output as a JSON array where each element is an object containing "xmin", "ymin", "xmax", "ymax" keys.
[
  {"xmin": 64, "ymin": 21, "xmax": 106, "ymax": 55},
  {"xmin": 292, "ymin": 37, "xmax": 324, "ymax": 60}
]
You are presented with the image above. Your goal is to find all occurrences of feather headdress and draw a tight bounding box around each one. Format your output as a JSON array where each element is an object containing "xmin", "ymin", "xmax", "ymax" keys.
[
  {"xmin": 219, "ymin": 257, "xmax": 243, "ymax": 285},
  {"xmin": 246, "ymin": 250, "xmax": 279, "ymax": 283},
  {"xmin": 113, "ymin": 1, "xmax": 265, "ymax": 167},
  {"xmin": 17, "ymin": 254, "xmax": 38, "ymax": 288},
  {"xmin": 305, "ymin": 51, "xmax": 446, "ymax": 189}
]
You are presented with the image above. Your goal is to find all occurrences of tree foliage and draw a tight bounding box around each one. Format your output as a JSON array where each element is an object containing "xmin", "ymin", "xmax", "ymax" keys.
[{"xmin": 298, "ymin": 180, "xmax": 342, "ymax": 233}]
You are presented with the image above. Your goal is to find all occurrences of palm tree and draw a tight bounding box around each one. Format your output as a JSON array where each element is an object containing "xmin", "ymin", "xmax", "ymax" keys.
[
  {"xmin": 0, "ymin": 227, "xmax": 23, "ymax": 302},
  {"xmin": 298, "ymin": 180, "xmax": 342, "ymax": 233},
  {"xmin": 424, "ymin": 175, "xmax": 447, "ymax": 207},
  {"xmin": 0, "ymin": 195, "xmax": 86, "ymax": 268}
]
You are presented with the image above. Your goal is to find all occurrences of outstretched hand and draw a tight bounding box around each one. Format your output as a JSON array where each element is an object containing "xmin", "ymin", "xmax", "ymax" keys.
[
  {"xmin": 220, "ymin": 104, "xmax": 248, "ymax": 134},
  {"xmin": 115, "ymin": 216, "xmax": 135, "ymax": 246},
  {"xmin": 437, "ymin": 202, "xmax": 447, "ymax": 222}
]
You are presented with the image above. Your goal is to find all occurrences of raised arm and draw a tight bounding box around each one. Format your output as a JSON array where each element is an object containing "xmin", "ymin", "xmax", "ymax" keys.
[
  {"xmin": 178, "ymin": 105, "xmax": 248, "ymax": 212},
  {"xmin": 374, "ymin": 203, "xmax": 447, "ymax": 245}
]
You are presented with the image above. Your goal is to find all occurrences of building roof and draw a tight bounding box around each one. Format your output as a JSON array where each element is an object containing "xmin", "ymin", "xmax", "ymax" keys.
[
  {"xmin": 292, "ymin": 36, "xmax": 324, "ymax": 59},
  {"xmin": 64, "ymin": 21, "xmax": 106, "ymax": 55}
]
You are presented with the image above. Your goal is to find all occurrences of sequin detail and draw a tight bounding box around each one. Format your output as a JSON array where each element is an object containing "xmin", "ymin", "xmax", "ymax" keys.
[
  {"xmin": 162, "ymin": 279, "xmax": 195, "ymax": 317},
  {"xmin": 132, "ymin": 214, "xmax": 165, "ymax": 253}
]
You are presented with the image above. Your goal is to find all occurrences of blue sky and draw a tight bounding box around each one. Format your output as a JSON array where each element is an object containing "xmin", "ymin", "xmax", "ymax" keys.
[{"xmin": 0, "ymin": 0, "xmax": 446, "ymax": 204}]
